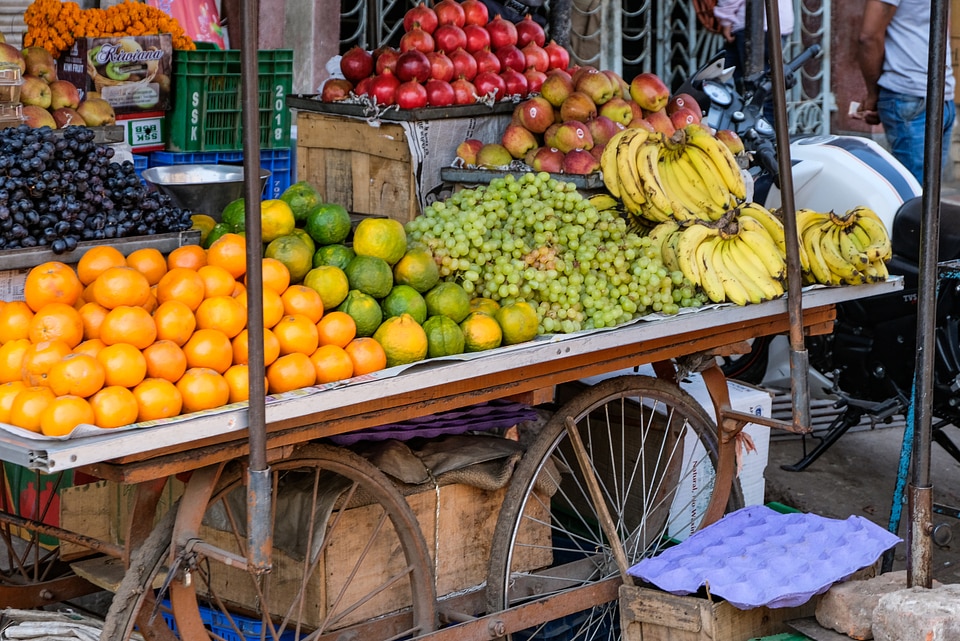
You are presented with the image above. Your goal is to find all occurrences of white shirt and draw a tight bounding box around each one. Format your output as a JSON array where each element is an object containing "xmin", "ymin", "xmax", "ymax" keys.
[{"xmin": 714, "ymin": 0, "xmax": 796, "ymax": 37}]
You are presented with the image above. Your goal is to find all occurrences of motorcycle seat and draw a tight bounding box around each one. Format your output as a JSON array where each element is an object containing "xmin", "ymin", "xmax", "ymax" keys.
[{"xmin": 891, "ymin": 196, "xmax": 960, "ymax": 263}]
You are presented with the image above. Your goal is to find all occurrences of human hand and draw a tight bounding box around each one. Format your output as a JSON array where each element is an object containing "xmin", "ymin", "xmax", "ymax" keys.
[
  {"xmin": 850, "ymin": 99, "xmax": 881, "ymax": 125},
  {"xmin": 722, "ymin": 24, "xmax": 734, "ymax": 42}
]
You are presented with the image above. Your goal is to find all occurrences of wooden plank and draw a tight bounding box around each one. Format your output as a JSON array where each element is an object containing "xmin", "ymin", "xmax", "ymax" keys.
[
  {"xmin": 297, "ymin": 113, "xmax": 409, "ymax": 161},
  {"xmin": 71, "ymin": 555, "xmax": 166, "ymax": 592}
]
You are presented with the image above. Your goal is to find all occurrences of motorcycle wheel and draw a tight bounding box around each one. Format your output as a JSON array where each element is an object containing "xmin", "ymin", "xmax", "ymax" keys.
[{"xmin": 718, "ymin": 335, "xmax": 772, "ymax": 385}]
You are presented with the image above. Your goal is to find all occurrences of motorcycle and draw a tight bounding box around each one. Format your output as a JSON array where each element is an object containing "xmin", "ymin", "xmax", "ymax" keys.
[{"xmin": 679, "ymin": 46, "xmax": 960, "ymax": 471}]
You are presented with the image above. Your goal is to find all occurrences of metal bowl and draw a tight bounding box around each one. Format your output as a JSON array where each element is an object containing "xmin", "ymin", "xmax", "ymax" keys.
[{"xmin": 141, "ymin": 164, "xmax": 271, "ymax": 220}]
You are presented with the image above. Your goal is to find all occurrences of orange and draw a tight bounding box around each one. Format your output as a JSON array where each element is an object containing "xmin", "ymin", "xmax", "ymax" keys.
[
  {"xmin": 24, "ymin": 262, "xmax": 84, "ymax": 312},
  {"xmin": 156, "ymin": 268, "xmax": 205, "ymax": 311},
  {"xmin": 344, "ymin": 337, "xmax": 387, "ymax": 376},
  {"xmin": 39, "ymin": 395, "xmax": 95, "ymax": 437},
  {"xmin": 182, "ymin": 328, "xmax": 233, "ymax": 373},
  {"xmin": 280, "ymin": 285, "xmax": 324, "ymax": 323},
  {"xmin": 310, "ymin": 345, "xmax": 354, "ymax": 384},
  {"xmin": 153, "ymin": 300, "xmax": 197, "ymax": 346},
  {"xmin": 194, "ymin": 295, "xmax": 247, "ymax": 338},
  {"xmin": 272, "ymin": 314, "xmax": 319, "ymax": 356},
  {"xmin": 176, "ymin": 367, "xmax": 230, "ymax": 413},
  {"xmin": 28, "ymin": 303, "xmax": 85, "ymax": 348},
  {"xmin": 0, "ymin": 381, "xmax": 26, "ymax": 423},
  {"xmin": 48, "ymin": 353, "xmax": 105, "ymax": 398},
  {"xmin": 232, "ymin": 281, "xmax": 246, "ymax": 297},
  {"xmin": 0, "ymin": 339, "xmax": 29, "ymax": 383},
  {"xmin": 125, "ymin": 247, "xmax": 168, "ymax": 285},
  {"xmin": 266, "ymin": 352, "xmax": 316, "ymax": 394},
  {"xmin": 223, "ymin": 364, "xmax": 267, "ymax": 404},
  {"xmin": 167, "ymin": 244, "xmax": 207, "ymax": 271},
  {"xmin": 77, "ymin": 301, "xmax": 109, "ymax": 340},
  {"xmin": 73, "ymin": 338, "xmax": 106, "ymax": 358},
  {"xmin": 197, "ymin": 264, "xmax": 238, "ymax": 298},
  {"xmin": 21, "ymin": 340, "xmax": 72, "ymax": 387},
  {"xmin": 77, "ymin": 246, "xmax": 126, "ymax": 285},
  {"xmin": 141, "ymin": 292, "xmax": 159, "ymax": 314},
  {"xmin": 142, "ymin": 340, "xmax": 188, "ymax": 383},
  {"xmin": 91, "ymin": 266, "xmax": 152, "ymax": 310},
  {"xmin": 96, "ymin": 343, "xmax": 147, "ymax": 388},
  {"xmin": 0, "ymin": 301, "xmax": 34, "ymax": 342},
  {"xmin": 258, "ymin": 257, "xmax": 291, "ymax": 294},
  {"xmin": 9, "ymin": 386, "xmax": 56, "ymax": 432},
  {"xmin": 132, "ymin": 378, "xmax": 182, "ymax": 422},
  {"xmin": 235, "ymin": 288, "xmax": 284, "ymax": 329},
  {"xmin": 316, "ymin": 311, "xmax": 357, "ymax": 349},
  {"xmin": 231, "ymin": 327, "xmax": 281, "ymax": 367},
  {"xmin": 88, "ymin": 385, "xmax": 140, "ymax": 429},
  {"xmin": 373, "ymin": 313, "xmax": 428, "ymax": 367},
  {"xmin": 206, "ymin": 233, "xmax": 247, "ymax": 279},
  {"xmin": 99, "ymin": 306, "xmax": 157, "ymax": 349}
]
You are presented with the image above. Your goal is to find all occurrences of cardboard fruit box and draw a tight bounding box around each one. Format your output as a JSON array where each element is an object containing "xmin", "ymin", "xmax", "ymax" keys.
[{"xmin": 58, "ymin": 34, "xmax": 173, "ymax": 114}]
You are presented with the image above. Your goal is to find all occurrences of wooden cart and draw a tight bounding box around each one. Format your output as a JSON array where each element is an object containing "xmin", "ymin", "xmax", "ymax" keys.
[{"xmin": 0, "ymin": 279, "xmax": 901, "ymax": 641}]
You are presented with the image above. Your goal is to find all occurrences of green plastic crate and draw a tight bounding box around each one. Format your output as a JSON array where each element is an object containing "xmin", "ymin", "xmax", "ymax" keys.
[{"xmin": 166, "ymin": 49, "xmax": 293, "ymax": 152}]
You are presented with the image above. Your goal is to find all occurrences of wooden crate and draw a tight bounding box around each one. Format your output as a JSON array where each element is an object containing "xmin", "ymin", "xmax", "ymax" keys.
[
  {"xmin": 619, "ymin": 585, "xmax": 819, "ymax": 641},
  {"xmin": 297, "ymin": 111, "xmax": 419, "ymax": 223}
]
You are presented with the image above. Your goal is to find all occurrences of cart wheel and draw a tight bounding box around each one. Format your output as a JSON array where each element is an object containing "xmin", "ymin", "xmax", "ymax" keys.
[
  {"xmin": 104, "ymin": 443, "xmax": 437, "ymax": 641},
  {"xmin": 718, "ymin": 335, "xmax": 772, "ymax": 385},
  {"xmin": 486, "ymin": 375, "xmax": 744, "ymax": 640}
]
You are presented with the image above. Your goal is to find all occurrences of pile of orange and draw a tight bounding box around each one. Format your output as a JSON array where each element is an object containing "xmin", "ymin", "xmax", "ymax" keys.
[{"xmin": 0, "ymin": 233, "xmax": 388, "ymax": 437}]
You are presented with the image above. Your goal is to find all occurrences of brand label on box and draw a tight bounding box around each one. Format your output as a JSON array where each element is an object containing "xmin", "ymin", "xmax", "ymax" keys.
[{"xmin": 117, "ymin": 112, "xmax": 166, "ymax": 152}]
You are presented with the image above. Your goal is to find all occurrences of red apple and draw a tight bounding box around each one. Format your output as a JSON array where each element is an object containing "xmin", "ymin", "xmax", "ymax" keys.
[{"xmin": 629, "ymin": 72, "xmax": 670, "ymax": 112}]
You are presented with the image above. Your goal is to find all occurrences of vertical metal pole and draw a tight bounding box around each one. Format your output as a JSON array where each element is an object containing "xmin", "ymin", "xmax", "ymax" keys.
[
  {"xmin": 599, "ymin": 0, "xmax": 623, "ymax": 76},
  {"xmin": 745, "ymin": 0, "xmax": 765, "ymax": 77},
  {"xmin": 764, "ymin": 0, "xmax": 810, "ymax": 433},
  {"xmin": 907, "ymin": 0, "xmax": 949, "ymax": 590},
  {"xmin": 240, "ymin": 0, "xmax": 272, "ymax": 574}
]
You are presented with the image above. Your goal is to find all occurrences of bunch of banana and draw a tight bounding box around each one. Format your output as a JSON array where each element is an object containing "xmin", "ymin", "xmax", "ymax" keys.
[
  {"xmin": 796, "ymin": 206, "xmax": 891, "ymax": 286},
  {"xmin": 600, "ymin": 124, "xmax": 747, "ymax": 227},
  {"xmin": 669, "ymin": 213, "xmax": 787, "ymax": 305}
]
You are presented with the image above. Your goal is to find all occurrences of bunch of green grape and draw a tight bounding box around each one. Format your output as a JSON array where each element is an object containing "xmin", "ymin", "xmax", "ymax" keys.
[{"xmin": 405, "ymin": 172, "xmax": 705, "ymax": 334}]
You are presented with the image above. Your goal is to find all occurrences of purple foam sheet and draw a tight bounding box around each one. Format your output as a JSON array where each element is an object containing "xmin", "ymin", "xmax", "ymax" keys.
[
  {"xmin": 627, "ymin": 505, "xmax": 902, "ymax": 609},
  {"xmin": 328, "ymin": 399, "xmax": 539, "ymax": 445}
]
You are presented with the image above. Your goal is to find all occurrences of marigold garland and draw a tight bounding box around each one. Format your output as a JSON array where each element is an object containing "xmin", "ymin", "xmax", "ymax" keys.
[{"xmin": 24, "ymin": 0, "xmax": 197, "ymax": 58}]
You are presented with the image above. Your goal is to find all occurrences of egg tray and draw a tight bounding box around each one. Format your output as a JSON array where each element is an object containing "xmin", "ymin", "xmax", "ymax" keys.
[{"xmin": 628, "ymin": 504, "xmax": 902, "ymax": 609}]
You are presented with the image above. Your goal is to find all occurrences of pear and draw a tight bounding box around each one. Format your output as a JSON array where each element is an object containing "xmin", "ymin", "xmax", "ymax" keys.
[
  {"xmin": 77, "ymin": 97, "xmax": 116, "ymax": 126},
  {"xmin": 475, "ymin": 143, "xmax": 512, "ymax": 169}
]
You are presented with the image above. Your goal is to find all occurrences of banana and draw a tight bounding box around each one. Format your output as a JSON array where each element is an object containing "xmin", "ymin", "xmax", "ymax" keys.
[
  {"xmin": 676, "ymin": 222, "xmax": 718, "ymax": 286},
  {"xmin": 697, "ymin": 235, "xmax": 726, "ymax": 302},
  {"xmin": 683, "ymin": 124, "xmax": 747, "ymax": 200},
  {"xmin": 589, "ymin": 194, "xmax": 619, "ymax": 212},
  {"xmin": 737, "ymin": 216, "xmax": 788, "ymax": 280},
  {"xmin": 647, "ymin": 220, "xmax": 681, "ymax": 263},
  {"xmin": 601, "ymin": 128, "xmax": 638, "ymax": 197},
  {"xmin": 796, "ymin": 208, "xmax": 830, "ymax": 237},
  {"xmin": 711, "ymin": 238, "xmax": 750, "ymax": 305},
  {"xmin": 615, "ymin": 131, "xmax": 648, "ymax": 214},
  {"xmin": 853, "ymin": 216, "xmax": 893, "ymax": 261},
  {"xmin": 837, "ymin": 227, "xmax": 869, "ymax": 267},
  {"xmin": 864, "ymin": 258, "xmax": 889, "ymax": 282},
  {"xmin": 671, "ymin": 151, "xmax": 729, "ymax": 220},
  {"xmin": 849, "ymin": 223, "xmax": 871, "ymax": 251},
  {"xmin": 683, "ymin": 145, "xmax": 732, "ymax": 210},
  {"xmin": 847, "ymin": 205, "xmax": 885, "ymax": 225},
  {"xmin": 727, "ymin": 235, "xmax": 784, "ymax": 300},
  {"xmin": 635, "ymin": 139, "xmax": 677, "ymax": 219},
  {"xmin": 662, "ymin": 228, "xmax": 684, "ymax": 273},
  {"xmin": 738, "ymin": 202, "xmax": 786, "ymax": 256},
  {"xmin": 819, "ymin": 223, "xmax": 866, "ymax": 284},
  {"xmin": 721, "ymin": 238, "xmax": 766, "ymax": 303},
  {"xmin": 801, "ymin": 223, "xmax": 833, "ymax": 285},
  {"xmin": 657, "ymin": 154, "xmax": 697, "ymax": 221}
]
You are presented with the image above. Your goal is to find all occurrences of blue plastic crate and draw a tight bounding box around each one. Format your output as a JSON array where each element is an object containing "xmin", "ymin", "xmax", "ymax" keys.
[
  {"xmin": 133, "ymin": 154, "xmax": 148, "ymax": 182},
  {"xmin": 147, "ymin": 149, "xmax": 292, "ymax": 200},
  {"xmin": 158, "ymin": 600, "xmax": 301, "ymax": 641}
]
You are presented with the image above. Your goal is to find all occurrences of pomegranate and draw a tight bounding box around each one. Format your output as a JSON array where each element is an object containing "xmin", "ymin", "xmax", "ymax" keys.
[
  {"xmin": 433, "ymin": 0, "xmax": 466, "ymax": 27},
  {"xmin": 461, "ymin": 0, "xmax": 489, "ymax": 26},
  {"xmin": 474, "ymin": 70, "xmax": 506, "ymax": 101},
  {"xmin": 396, "ymin": 50, "xmax": 431, "ymax": 82},
  {"xmin": 473, "ymin": 47, "xmax": 501, "ymax": 75},
  {"xmin": 340, "ymin": 47, "xmax": 373, "ymax": 83},
  {"xmin": 425, "ymin": 78, "xmax": 456, "ymax": 106},
  {"xmin": 523, "ymin": 68, "xmax": 547, "ymax": 94},
  {"xmin": 434, "ymin": 24, "xmax": 467, "ymax": 54},
  {"xmin": 515, "ymin": 15, "xmax": 546, "ymax": 48},
  {"xmin": 521, "ymin": 41, "xmax": 549, "ymax": 73},
  {"xmin": 321, "ymin": 78, "xmax": 353, "ymax": 102},
  {"xmin": 375, "ymin": 47, "xmax": 400, "ymax": 75},
  {"xmin": 354, "ymin": 76, "xmax": 373, "ymax": 96},
  {"xmin": 544, "ymin": 40, "xmax": 570, "ymax": 71},
  {"xmin": 403, "ymin": 2, "xmax": 439, "ymax": 34},
  {"xmin": 495, "ymin": 44, "xmax": 526, "ymax": 73},
  {"xmin": 500, "ymin": 68, "xmax": 529, "ymax": 97},
  {"xmin": 369, "ymin": 72, "xmax": 400, "ymax": 105},
  {"xmin": 451, "ymin": 77, "xmax": 478, "ymax": 105},
  {"xmin": 450, "ymin": 47, "xmax": 478, "ymax": 80},
  {"xmin": 396, "ymin": 80, "xmax": 428, "ymax": 109},
  {"xmin": 486, "ymin": 15, "xmax": 518, "ymax": 49},
  {"xmin": 426, "ymin": 51, "xmax": 455, "ymax": 82},
  {"xmin": 400, "ymin": 27, "xmax": 435, "ymax": 54},
  {"xmin": 463, "ymin": 23, "xmax": 491, "ymax": 53}
]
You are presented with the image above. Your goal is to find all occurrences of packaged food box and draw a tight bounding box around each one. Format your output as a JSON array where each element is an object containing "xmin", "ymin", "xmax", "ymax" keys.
[{"xmin": 58, "ymin": 34, "xmax": 173, "ymax": 114}]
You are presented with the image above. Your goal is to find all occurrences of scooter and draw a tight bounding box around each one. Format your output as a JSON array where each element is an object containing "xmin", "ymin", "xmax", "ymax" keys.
[{"xmin": 680, "ymin": 46, "xmax": 960, "ymax": 472}]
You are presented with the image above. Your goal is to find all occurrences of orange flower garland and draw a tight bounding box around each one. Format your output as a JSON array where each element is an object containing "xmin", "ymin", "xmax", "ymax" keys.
[{"xmin": 24, "ymin": 0, "xmax": 197, "ymax": 58}]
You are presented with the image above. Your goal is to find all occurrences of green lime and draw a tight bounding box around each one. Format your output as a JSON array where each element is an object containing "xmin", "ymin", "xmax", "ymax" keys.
[
  {"xmin": 393, "ymin": 247, "xmax": 440, "ymax": 293},
  {"xmin": 352, "ymin": 217, "xmax": 408, "ymax": 265},
  {"xmin": 203, "ymin": 222, "xmax": 232, "ymax": 249},
  {"xmin": 302, "ymin": 265, "xmax": 350, "ymax": 310},
  {"xmin": 305, "ymin": 203, "xmax": 352, "ymax": 246},
  {"xmin": 290, "ymin": 227, "xmax": 316, "ymax": 254},
  {"xmin": 221, "ymin": 197, "xmax": 246, "ymax": 232},
  {"xmin": 313, "ymin": 243, "xmax": 356, "ymax": 270},
  {"xmin": 422, "ymin": 315, "xmax": 465, "ymax": 358},
  {"xmin": 424, "ymin": 282, "xmax": 471, "ymax": 323},
  {"xmin": 381, "ymin": 285, "xmax": 428, "ymax": 325},
  {"xmin": 263, "ymin": 234, "xmax": 314, "ymax": 283},
  {"xmin": 344, "ymin": 254, "xmax": 394, "ymax": 299},
  {"xmin": 336, "ymin": 289, "xmax": 383, "ymax": 337},
  {"xmin": 280, "ymin": 180, "xmax": 323, "ymax": 224}
]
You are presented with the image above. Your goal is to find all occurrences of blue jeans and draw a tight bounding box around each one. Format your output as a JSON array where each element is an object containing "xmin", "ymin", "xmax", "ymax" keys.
[{"xmin": 877, "ymin": 87, "xmax": 956, "ymax": 184}]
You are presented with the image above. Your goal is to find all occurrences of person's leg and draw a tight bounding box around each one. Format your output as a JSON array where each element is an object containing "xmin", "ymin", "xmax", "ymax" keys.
[{"xmin": 877, "ymin": 88, "xmax": 927, "ymax": 183}]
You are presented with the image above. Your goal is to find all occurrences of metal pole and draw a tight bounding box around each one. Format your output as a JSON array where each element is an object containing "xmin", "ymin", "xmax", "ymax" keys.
[
  {"xmin": 907, "ymin": 0, "xmax": 949, "ymax": 590},
  {"xmin": 746, "ymin": 0, "xmax": 765, "ymax": 78},
  {"xmin": 764, "ymin": 0, "xmax": 810, "ymax": 433},
  {"xmin": 239, "ymin": 0, "xmax": 272, "ymax": 574}
]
